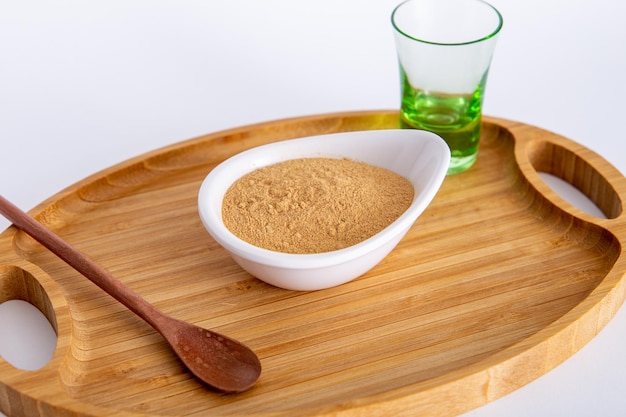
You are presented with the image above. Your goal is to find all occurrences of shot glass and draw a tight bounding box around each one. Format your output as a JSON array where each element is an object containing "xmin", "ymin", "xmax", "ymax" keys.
[{"xmin": 392, "ymin": 0, "xmax": 502, "ymax": 174}]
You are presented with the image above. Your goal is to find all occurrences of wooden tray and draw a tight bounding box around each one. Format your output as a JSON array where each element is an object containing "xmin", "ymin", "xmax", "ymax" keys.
[{"xmin": 2, "ymin": 111, "xmax": 626, "ymax": 417}]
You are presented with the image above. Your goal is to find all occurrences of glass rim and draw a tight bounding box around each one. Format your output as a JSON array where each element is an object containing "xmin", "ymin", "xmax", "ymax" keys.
[{"xmin": 391, "ymin": 0, "xmax": 503, "ymax": 46}]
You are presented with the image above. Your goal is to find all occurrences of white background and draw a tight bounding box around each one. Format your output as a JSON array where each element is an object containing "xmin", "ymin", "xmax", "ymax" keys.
[{"xmin": 1, "ymin": 0, "xmax": 625, "ymax": 415}]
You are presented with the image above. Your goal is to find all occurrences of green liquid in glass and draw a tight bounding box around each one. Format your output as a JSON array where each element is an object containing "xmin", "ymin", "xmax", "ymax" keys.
[{"xmin": 399, "ymin": 69, "xmax": 487, "ymax": 174}]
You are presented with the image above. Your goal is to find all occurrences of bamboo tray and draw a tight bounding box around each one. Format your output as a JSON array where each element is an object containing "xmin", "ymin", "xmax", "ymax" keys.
[{"xmin": 2, "ymin": 111, "xmax": 626, "ymax": 417}]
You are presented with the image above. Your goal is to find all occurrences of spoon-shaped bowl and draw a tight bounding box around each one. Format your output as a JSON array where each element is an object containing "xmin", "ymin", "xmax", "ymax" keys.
[
  {"xmin": 198, "ymin": 129, "xmax": 450, "ymax": 291},
  {"xmin": 0, "ymin": 195, "xmax": 261, "ymax": 393}
]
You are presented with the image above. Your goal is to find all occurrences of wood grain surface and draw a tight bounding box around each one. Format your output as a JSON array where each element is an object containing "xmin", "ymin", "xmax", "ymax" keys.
[{"xmin": 1, "ymin": 111, "xmax": 626, "ymax": 417}]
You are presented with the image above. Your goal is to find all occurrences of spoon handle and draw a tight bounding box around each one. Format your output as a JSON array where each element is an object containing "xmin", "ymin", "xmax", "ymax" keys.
[{"xmin": 0, "ymin": 195, "xmax": 165, "ymax": 330}]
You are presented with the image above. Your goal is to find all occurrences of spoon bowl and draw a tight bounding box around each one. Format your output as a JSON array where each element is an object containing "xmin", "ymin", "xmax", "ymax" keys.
[{"xmin": 0, "ymin": 195, "xmax": 261, "ymax": 393}]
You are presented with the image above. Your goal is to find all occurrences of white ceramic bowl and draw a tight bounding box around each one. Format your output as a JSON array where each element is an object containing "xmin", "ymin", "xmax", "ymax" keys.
[{"xmin": 197, "ymin": 129, "xmax": 450, "ymax": 291}]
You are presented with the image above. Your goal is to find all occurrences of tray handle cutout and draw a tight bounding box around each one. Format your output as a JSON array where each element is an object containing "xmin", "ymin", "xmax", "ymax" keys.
[
  {"xmin": 538, "ymin": 172, "xmax": 607, "ymax": 219},
  {"xmin": 525, "ymin": 139, "xmax": 623, "ymax": 220},
  {"xmin": 0, "ymin": 265, "xmax": 57, "ymax": 371}
]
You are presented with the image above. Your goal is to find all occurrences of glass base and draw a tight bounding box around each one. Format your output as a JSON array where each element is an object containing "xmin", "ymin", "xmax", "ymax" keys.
[{"xmin": 447, "ymin": 153, "xmax": 477, "ymax": 175}]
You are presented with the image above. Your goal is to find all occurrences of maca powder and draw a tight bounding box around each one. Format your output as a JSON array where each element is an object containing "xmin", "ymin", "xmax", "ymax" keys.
[{"xmin": 221, "ymin": 157, "xmax": 415, "ymax": 254}]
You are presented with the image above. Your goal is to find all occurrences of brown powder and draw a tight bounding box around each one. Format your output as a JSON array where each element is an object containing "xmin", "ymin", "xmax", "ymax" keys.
[{"xmin": 221, "ymin": 158, "xmax": 414, "ymax": 254}]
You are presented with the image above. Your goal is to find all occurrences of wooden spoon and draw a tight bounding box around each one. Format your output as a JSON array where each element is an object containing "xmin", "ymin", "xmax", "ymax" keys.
[{"xmin": 0, "ymin": 195, "xmax": 261, "ymax": 393}]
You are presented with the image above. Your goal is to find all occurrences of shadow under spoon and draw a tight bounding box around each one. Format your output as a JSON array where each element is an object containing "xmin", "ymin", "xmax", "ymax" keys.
[{"xmin": 0, "ymin": 195, "xmax": 261, "ymax": 393}]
